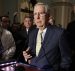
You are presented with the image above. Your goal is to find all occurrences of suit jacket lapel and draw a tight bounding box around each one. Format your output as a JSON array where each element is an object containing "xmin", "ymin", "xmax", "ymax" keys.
[{"xmin": 33, "ymin": 29, "xmax": 38, "ymax": 54}]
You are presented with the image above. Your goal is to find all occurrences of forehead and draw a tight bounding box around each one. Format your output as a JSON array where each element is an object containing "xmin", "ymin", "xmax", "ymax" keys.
[
  {"xmin": 24, "ymin": 17, "xmax": 31, "ymax": 20},
  {"xmin": 34, "ymin": 5, "xmax": 45, "ymax": 12}
]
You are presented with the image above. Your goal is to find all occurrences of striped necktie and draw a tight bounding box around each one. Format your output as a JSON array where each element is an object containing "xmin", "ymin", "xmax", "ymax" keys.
[{"xmin": 36, "ymin": 30, "xmax": 43, "ymax": 56}]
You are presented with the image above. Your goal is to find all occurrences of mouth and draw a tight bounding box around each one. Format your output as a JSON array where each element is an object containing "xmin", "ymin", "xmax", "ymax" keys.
[{"xmin": 37, "ymin": 21, "xmax": 41, "ymax": 23}]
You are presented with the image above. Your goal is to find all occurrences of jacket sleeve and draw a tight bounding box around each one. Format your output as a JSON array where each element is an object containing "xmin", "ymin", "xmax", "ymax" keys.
[{"xmin": 1, "ymin": 30, "xmax": 16, "ymax": 60}]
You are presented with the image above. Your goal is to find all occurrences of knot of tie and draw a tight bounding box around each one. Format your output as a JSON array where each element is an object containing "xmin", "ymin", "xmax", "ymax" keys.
[{"xmin": 39, "ymin": 30, "xmax": 43, "ymax": 37}]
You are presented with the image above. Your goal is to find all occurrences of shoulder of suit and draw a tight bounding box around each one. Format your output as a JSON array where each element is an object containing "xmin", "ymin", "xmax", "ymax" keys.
[
  {"xmin": 47, "ymin": 25, "xmax": 65, "ymax": 34},
  {"xmin": 29, "ymin": 28, "xmax": 38, "ymax": 37},
  {"xmin": 2, "ymin": 29, "xmax": 12, "ymax": 35},
  {"xmin": 30, "ymin": 27, "xmax": 38, "ymax": 33}
]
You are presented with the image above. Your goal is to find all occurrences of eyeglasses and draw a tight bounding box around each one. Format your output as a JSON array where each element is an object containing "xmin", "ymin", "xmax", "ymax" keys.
[{"xmin": 34, "ymin": 12, "xmax": 46, "ymax": 17}]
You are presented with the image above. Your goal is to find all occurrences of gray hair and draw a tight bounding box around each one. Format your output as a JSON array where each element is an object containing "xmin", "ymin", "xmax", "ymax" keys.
[{"xmin": 34, "ymin": 2, "xmax": 50, "ymax": 14}]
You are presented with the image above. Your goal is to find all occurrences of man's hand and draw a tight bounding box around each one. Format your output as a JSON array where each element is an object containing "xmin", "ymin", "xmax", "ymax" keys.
[{"xmin": 23, "ymin": 47, "xmax": 32, "ymax": 63}]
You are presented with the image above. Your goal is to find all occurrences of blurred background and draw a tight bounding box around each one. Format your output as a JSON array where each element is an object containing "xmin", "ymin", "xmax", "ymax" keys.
[{"xmin": 0, "ymin": 0, "xmax": 75, "ymax": 28}]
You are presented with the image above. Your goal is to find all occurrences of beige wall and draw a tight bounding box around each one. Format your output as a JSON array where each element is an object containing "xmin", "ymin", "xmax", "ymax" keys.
[
  {"xmin": 18, "ymin": 0, "xmax": 33, "ymax": 24},
  {"xmin": 50, "ymin": 2, "xmax": 72, "ymax": 28}
]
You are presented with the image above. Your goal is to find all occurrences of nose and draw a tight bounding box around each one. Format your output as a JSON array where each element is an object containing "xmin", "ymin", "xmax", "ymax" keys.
[{"xmin": 37, "ymin": 13, "xmax": 40, "ymax": 19}]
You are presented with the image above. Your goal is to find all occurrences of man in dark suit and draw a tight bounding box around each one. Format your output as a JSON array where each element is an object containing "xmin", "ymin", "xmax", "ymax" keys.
[
  {"xmin": 23, "ymin": 2, "xmax": 71, "ymax": 71},
  {"xmin": 14, "ymin": 15, "xmax": 36, "ymax": 63},
  {"xmin": 19, "ymin": 15, "xmax": 36, "ymax": 49}
]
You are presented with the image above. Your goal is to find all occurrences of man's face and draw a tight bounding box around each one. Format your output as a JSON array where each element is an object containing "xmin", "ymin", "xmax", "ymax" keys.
[
  {"xmin": 34, "ymin": 5, "xmax": 49, "ymax": 28},
  {"xmin": 1, "ymin": 17, "xmax": 9, "ymax": 29},
  {"xmin": 24, "ymin": 18, "xmax": 32, "ymax": 28}
]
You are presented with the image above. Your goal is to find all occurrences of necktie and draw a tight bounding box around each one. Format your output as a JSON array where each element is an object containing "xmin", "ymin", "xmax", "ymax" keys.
[{"xmin": 36, "ymin": 30, "xmax": 43, "ymax": 56}]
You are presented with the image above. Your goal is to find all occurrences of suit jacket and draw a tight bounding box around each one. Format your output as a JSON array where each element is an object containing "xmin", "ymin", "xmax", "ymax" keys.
[
  {"xmin": 14, "ymin": 26, "xmax": 36, "ymax": 62},
  {"xmin": 0, "ymin": 29, "xmax": 16, "ymax": 61},
  {"xmin": 28, "ymin": 25, "xmax": 71, "ymax": 71},
  {"xmin": 16, "ymin": 28, "xmax": 31, "ymax": 62}
]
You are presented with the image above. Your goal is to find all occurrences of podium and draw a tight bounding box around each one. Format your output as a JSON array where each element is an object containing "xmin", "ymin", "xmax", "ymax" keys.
[
  {"xmin": 0, "ymin": 61, "xmax": 43, "ymax": 71},
  {"xmin": 16, "ymin": 63, "xmax": 43, "ymax": 71}
]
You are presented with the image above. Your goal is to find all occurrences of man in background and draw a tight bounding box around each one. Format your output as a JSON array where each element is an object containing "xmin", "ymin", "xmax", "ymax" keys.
[
  {"xmin": 14, "ymin": 15, "xmax": 35, "ymax": 63},
  {"xmin": 1, "ymin": 16, "xmax": 11, "ymax": 30}
]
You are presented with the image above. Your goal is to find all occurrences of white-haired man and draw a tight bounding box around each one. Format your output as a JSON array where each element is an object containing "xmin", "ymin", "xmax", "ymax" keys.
[{"xmin": 23, "ymin": 3, "xmax": 71, "ymax": 71}]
